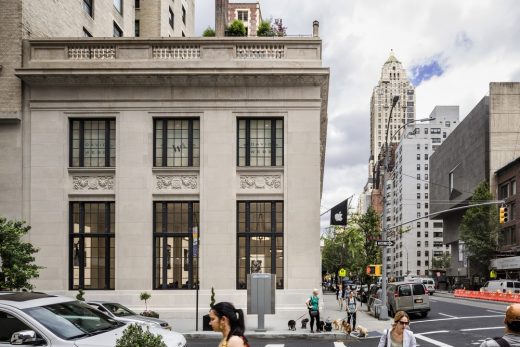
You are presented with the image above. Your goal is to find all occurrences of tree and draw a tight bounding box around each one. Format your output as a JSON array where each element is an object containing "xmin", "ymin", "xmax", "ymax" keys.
[
  {"xmin": 202, "ymin": 27, "xmax": 215, "ymax": 37},
  {"xmin": 272, "ymin": 18, "xmax": 287, "ymax": 37},
  {"xmin": 432, "ymin": 252, "xmax": 451, "ymax": 270},
  {"xmin": 210, "ymin": 286, "xmax": 216, "ymax": 308},
  {"xmin": 257, "ymin": 20, "xmax": 274, "ymax": 37},
  {"xmin": 115, "ymin": 324, "xmax": 166, "ymax": 347},
  {"xmin": 459, "ymin": 181, "xmax": 499, "ymax": 280},
  {"xmin": 0, "ymin": 217, "xmax": 42, "ymax": 291},
  {"xmin": 140, "ymin": 291, "xmax": 151, "ymax": 311},
  {"xmin": 321, "ymin": 207, "xmax": 381, "ymax": 283},
  {"xmin": 227, "ymin": 20, "xmax": 246, "ymax": 37}
]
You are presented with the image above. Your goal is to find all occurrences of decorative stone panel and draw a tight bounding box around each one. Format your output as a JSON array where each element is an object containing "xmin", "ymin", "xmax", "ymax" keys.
[
  {"xmin": 239, "ymin": 175, "xmax": 282, "ymax": 190},
  {"xmin": 73, "ymin": 176, "xmax": 114, "ymax": 190},
  {"xmin": 68, "ymin": 46, "xmax": 116, "ymax": 60},
  {"xmin": 156, "ymin": 175, "xmax": 198, "ymax": 190}
]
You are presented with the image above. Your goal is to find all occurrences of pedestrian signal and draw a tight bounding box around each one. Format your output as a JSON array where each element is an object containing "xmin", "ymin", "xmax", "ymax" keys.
[
  {"xmin": 366, "ymin": 264, "xmax": 382, "ymax": 276},
  {"xmin": 500, "ymin": 206, "xmax": 509, "ymax": 224}
]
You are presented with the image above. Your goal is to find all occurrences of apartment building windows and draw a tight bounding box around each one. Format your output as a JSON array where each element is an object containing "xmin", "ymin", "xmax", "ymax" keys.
[
  {"xmin": 237, "ymin": 201, "xmax": 284, "ymax": 289},
  {"xmin": 83, "ymin": 0, "xmax": 93, "ymax": 17},
  {"xmin": 113, "ymin": 22, "xmax": 123, "ymax": 37},
  {"xmin": 135, "ymin": 20, "xmax": 140, "ymax": 37},
  {"xmin": 417, "ymin": 154, "xmax": 420, "ymax": 160},
  {"xmin": 135, "ymin": 0, "xmax": 140, "ymax": 9},
  {"xmin": 154, "ymin": 119, "xmax": 200, "ymax": 167},
  {"xmin": 113, "ymin": 0, "xmax": 122, "ymax": 13},
  {"xmin": 238, "ymin": 119, "xmax": 283, "ymax": 167},
  {"xmin": 70, "ymin": 119, "xmax": 115, "ymax": 167},
  {"xmin": 70, "ymin": 202, "xmax": 115, "ymax": 290},
  {"xmin": 432, "ymin": 138, "xmax": 441, "ymax": 143},
  {"xmin": 169, "ymin": 7, "xmax": 174, "ymax": 29},
  {"xmin": 431, "ymin": 128, "xmax": 441, "ymax": 134},
  {"xmin": 237, "ymin": 10, "xmax": 249, "ymax": 22},
  {"xmin": 153, "ymin": 202, "xmax": 199, "ymax": 289}
]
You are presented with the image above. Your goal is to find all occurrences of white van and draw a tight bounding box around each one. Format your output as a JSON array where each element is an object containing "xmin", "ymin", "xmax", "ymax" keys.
[
  {"xmin": 481, "ymin": 280, "xmax": 520, "ymax": 293},
  {"xmin": 404, "ymin": 276, "xmax": 435, "ymax": 295}
]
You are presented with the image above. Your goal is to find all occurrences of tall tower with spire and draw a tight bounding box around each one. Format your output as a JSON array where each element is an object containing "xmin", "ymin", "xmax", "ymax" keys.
[{"xmin": 369, "ymin": 51, "xmax": 415, "ymax": 173}]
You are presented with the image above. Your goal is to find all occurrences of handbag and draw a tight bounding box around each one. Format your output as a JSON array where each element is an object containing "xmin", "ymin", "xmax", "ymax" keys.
[{"xmin": 310, "ymin": 309, "xmax": 318, "ymax": 317}]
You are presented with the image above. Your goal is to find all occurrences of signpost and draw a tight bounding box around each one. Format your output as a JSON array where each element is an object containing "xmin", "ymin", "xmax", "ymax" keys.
[{"xmin": 376, "ymin": 240, "xmax": 395, "ymax": 247}]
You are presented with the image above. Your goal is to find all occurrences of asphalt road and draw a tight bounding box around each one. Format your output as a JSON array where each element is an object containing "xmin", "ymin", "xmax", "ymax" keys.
[{"xmin": 187, "ymin": 295, "xmax": 511, "ymax": 346}]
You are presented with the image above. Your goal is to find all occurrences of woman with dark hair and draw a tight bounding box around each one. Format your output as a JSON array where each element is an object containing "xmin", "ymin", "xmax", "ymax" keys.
[{"xmin": 209, "ymin": 302, "xmax": 250, "ymax": 347}]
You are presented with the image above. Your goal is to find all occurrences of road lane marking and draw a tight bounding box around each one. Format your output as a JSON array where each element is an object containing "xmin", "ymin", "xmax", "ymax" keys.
[
  {"xmin": 265, "ymin": 345, "xmax": 284, "ymax": 347},
  {"xmin": 487, "ymin": 309, "xmax": 503, "ymax": 314},
  {"xmin": 460, "ymin": 326, "xmax": 504, "ymax": 331},
  {"xmin": 415, "ymin": 333, "xmax": 453, "ymax": 347},
  {"xmin": 334, "ymin": 343, "xmax": 347, "ymax": 347},
  {"xmin": 438, "ymin": 313, "xmax": 456, "ymax": 318},
  {"xmin": 417, "ymin": 330, "xmax": 449, "ymax": 335},
  {"xmin": 412, "ymin": 314, "xmax": 502, "ymax": 323}
]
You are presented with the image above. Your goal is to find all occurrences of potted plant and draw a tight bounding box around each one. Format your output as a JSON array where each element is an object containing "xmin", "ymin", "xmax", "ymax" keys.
[
  {"xmin": 140, "ymin": 291, "xmax": 160, "ymax": 318},
  {"xmin": 202, "ymin": 286, "xmax": 216, "ymax": 331}
]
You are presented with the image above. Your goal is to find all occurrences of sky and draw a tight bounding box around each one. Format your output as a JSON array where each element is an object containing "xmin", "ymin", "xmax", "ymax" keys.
[{"xmin": 194, "ymin": 0, "xmax": 520, "ymax": 230}]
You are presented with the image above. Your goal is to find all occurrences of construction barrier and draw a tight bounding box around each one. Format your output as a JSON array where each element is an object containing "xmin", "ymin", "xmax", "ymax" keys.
[{"xmin": 454, "ymin": 289, "xmax": 520, "ymax": 303}]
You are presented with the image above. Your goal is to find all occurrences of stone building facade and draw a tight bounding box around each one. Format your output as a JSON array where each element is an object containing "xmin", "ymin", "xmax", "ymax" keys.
[
  {"xmin": 228, "ymin": 1, "xmax": 262, "ymax": 36},
  {"xmin": 10, "ymin": 33, "xmax": 329, "ymax": 324}
]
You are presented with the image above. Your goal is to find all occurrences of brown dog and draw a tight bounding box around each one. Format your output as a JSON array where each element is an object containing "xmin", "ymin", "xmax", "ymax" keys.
[
  {"xmin": 341, "ymin": 320, "xmax": 352, "ymax": 335},
  {"xmin": 332, "ymin": 319, "xmax": 343, "ymax": 330}
]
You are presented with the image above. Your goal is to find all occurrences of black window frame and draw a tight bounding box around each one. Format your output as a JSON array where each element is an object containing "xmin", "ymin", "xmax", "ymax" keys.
[
  {"xmin": 69, "ymin": 202, "xmax": 115, "ymax": 290},
  {"xmin": 153, "ymin": 118, "xmax": 200, "ymax": 167},
  {"xmin": 152, "ymin": 201, "xmax": 199, "ymax": 290},
  {"xmin": 169, "ymin": 7, "xmax": 174, "ymax": 29},
  {"xmin": 135, "ymin": 20, "xmax": 140, "ymax": 37},
  {"xmin": 237, "ymin": 118, "xmax": 284, "ymax": 167},
  {"xmin": 69, "ymin": 118, "xmax": 115, "ymax": 168},
  {"xmin": 83, "ymin": 0, "xmax": 93, "ymax": 17},
  {"xmin": 182, "ymin": 5, "xmax": 186, "ymax": 24},
  {"xmin": 113, "ymin": 21, "xmax": 123, "ymax": 37},
  {"xmin": 236, "ymin": 201, "xmax": 284, "ymax": 290},
  {"xmin": 113, "ymin": 0, "xmax": 122, "ymax": 13}
]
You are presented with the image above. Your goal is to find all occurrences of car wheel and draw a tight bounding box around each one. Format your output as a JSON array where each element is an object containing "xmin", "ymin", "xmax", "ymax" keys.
[{"xmin": 420, "ymin": 311, "xmax": 428, "ymax": 318}]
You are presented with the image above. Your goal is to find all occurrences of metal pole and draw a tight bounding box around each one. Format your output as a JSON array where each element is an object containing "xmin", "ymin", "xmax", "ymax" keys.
[{"xmin": 380, "ymin": 95, "xmax": 400, "ymax": 320}]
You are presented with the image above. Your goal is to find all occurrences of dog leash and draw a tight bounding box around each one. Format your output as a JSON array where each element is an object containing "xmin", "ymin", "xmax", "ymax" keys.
[{"xmin": 295, "ymin": 312, "xmax": 308, "ymax": 322}]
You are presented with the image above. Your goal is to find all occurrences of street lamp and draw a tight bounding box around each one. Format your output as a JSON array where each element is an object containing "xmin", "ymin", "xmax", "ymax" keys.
[{"xmin": 380, "ymin": 101, "xmax": 434, "ymax": 319}]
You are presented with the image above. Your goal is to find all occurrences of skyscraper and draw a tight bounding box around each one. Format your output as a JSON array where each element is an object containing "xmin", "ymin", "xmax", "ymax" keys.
[{"xmin": 369, "ymin": 51, "xmax": 415, "ymax": 175}]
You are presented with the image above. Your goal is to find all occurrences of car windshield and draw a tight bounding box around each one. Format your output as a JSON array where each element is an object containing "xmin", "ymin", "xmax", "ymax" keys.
[
  {"xmin": 103, "ymin": 303, "xmax": 136, "ymax": 317},
  {"xmin": 23, "ymin": 301, "xmax": 122, "ymax": 340}
]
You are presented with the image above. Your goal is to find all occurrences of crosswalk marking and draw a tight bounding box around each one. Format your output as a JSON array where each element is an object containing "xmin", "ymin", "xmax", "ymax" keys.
[
  {"xmin": 438, "ymin": 313, "xmax": 456, "ymax": 318},
  {"xmin": 460, "ymin": 326, "xmax": 503, "ymax": 331},
  {"xmin": 415, "ymin": 333, "xmax": 454, "ymax": 347},
  {"xmin": 265, "ymin": 345, "xmax": 284, "ymax": 347}
]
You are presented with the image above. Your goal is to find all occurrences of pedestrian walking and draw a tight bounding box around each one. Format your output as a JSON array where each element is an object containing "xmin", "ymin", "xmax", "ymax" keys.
[
  {"xmin": 336, "ymin": 284, "xmax": 343, "ymax": 310},
  {"xmin": 345, "ymin": 291, "xmax": 358, "ymax": 330},
  {"xmin": 305, "ymin": 288, "xmax": 321, "ymax": 333},
  {"xmin": 377, "ymin": 311, "xmax": 417, "ymax": 347},
  {"xmin": 209, "ymin": 302, "xmax": 250, "ymax": 347},
  {"xmin": 480, "ymin": 303, "xmax": 520, "ymax": 346}
]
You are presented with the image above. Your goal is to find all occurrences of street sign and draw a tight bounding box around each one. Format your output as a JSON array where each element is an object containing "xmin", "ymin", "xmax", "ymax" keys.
[
  {"xmin": 376, "ymin": 240, "xmax": 395, "ymax": 247},
  {"xmin": 338, "ymin": 268, "xmax": 346, "ymax": 277}
]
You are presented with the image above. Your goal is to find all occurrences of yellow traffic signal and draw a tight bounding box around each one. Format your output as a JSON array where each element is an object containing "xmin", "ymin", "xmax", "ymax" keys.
[
  {"xmin": 367, "ymin": 264, "xmax": 382, "ymax": 276},
  {"xmin": 500, "ymin": 206, "xmax": 509, "ymax": 224}
]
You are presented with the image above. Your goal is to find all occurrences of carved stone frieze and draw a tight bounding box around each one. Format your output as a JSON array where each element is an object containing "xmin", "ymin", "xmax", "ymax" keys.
[
  {"xmin": 240, "ymin": 175, "xmax": 282, "ymax": 190},
  {"xmin": 73, "ymin": 176, "xmax": 114, "ymax": 190},
  {"xmin": 156, "ymin": 175, "xmax": 198, "ymax": 190}
]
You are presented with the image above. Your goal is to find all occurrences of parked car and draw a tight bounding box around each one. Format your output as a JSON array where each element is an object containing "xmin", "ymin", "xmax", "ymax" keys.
[
  {"xmin": 386, "ymin": 281, "xmax": 430, "ymax": 318},
  {"xmin": 0, "ymin": 292, "xmax": 186, "ymax": 347},
  {"xmin": 367, "ymin": 285, "xmax": 382, "ymax": 312},
  {"xmin": 87, "ymin": 301, "xmax": 171, "ymax": 330},
  {"xmin": 481, "ymin": 280, "xmax": 520, "ymax": 293}
]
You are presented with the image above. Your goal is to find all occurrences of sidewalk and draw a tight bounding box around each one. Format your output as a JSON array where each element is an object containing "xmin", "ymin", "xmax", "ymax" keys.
[{"xmin": 181, "ymin": 292, "xmax": 392, "ymax": 340}]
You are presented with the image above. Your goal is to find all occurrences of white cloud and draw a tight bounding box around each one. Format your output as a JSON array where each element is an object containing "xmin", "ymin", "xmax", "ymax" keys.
[{"xmin": 195, "ymin": 0, "xmax": 520, "ymax": 224}]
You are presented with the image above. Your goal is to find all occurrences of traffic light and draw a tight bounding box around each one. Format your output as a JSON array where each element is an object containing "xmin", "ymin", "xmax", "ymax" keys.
[
  {"xmin": 366, "ymin": 264, "xmax": 382, "ymax": 276},
  {"xmin": 500, "ymin": 206, "xmax": 509, "ymax": 224}
]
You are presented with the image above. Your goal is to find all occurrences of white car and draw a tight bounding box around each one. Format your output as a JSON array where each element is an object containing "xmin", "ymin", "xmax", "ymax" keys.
[
  {"xmin": 87, "ymin": 301, "xmax": 171, "ymax": 330},
  {"xmin": 0, "ymin": 292, "xmax": 186, "ymax": 347}
]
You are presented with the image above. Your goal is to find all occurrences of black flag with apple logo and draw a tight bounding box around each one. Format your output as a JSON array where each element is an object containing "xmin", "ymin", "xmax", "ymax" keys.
[{"xmin": 330, "ymin": 198, "xmax": 349, "ymax": 226}]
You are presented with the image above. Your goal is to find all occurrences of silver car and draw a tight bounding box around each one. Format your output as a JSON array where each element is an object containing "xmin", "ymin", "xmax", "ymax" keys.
[
  {"xmin": 0, "ymin": 292, "xmax": 186, "ymax": 347},
  {"xmin": 87, "ymin": 301, "xmax": 171, "ymax": 330}
]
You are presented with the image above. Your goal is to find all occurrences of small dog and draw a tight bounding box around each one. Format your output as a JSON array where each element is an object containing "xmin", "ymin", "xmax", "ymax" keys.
[
  {"xmin": 301, "ymin": 318, "xmax": 309, "ymax": 329},
  {"xmin": 341, "ymin": 320, "xmax": 352, "ymax": 335},
  {"xmin": 288, "ymin": 320, "xmax": 296, "ymax": 331},
  {"xmin": 355, "ymin": 325, "xmax": 368, "ymax": 338},
  {"xmin": 318, "ymin": 321, "xmax": 325, "ymax": 332},
  {"xmin": 332, "ymin": 319, "xmax": 343, "ymax": 330}
]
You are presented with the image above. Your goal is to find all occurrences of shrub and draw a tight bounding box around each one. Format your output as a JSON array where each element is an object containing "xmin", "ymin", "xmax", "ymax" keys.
[
  {"xmin": 202, "ymin": 27, "xmax": 215, "ymax": 37},
  {"xmin": 76, "ymin": 289, "xmax": 85, "ymax": 301},
  {"xmin": 227, "ymin": 20, "xmax": 246, "ymax": 36},
  {"xmin": 115, "ymin": 324, "xmax": 166, "ymax": 347},
  {"xmin": 210, "ymin": 286, "xmax": 215, "ymax": 308},
  {"xmin": 257, "ymin": 20, "xmax": 273, "ymax": 37}
]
